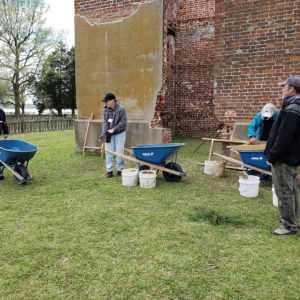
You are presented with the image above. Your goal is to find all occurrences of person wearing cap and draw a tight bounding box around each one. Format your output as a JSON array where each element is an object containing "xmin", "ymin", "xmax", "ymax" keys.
[
  {"xmin": 248, "ymin": 103, "xmax": 279, "ymax": 144},
  {"xmin": 264, "ymin": 76, "xmax": 300, "ymax": 235},
  {"xmin": 0, "ymin": 108, "xmax": 9, "ymax": 139},
  {"xmin": 101, "ymin": 93, "xmax": 127, "ymax": 178}
]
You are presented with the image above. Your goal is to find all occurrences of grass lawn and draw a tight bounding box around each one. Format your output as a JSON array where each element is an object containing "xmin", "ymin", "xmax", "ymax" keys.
[{"xmin": 0, "ymin": 130, "xmax": 299, "ymax": 299}]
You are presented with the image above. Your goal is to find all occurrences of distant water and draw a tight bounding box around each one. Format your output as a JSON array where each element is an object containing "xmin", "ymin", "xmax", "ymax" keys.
[{"xmin": 2, "ymin": 105, "xmax": 76, "ymax": 115}]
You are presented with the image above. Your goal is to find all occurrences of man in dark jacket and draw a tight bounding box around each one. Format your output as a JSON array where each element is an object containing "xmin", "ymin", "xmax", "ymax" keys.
[
  {"xmin": 265, "ymin": 76, "xmax": 300, "ymax": 235},
  {"xmin": 101, "ymin": 93, "xmax": 127, "ymax": 178},
  {"xmin": 0, "ymin": 108, "xmax": 9, "ymax": 139}
]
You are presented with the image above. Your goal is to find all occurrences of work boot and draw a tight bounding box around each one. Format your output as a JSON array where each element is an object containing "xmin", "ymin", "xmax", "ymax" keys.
[
  {"xmin": 117, "ymin": 171, "xmax": 122, "ymax": 176},
  {"xmin": 106, "ymin": 171, "xmax": 113, "ymax": 178},
  {"xmin": 272, "ymin": 224, "xmax": 297, "ymax": 236}
]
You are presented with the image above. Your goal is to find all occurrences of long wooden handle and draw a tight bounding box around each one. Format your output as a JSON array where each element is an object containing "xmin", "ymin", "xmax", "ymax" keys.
[
  {"xmin": 213, "ymin": 153, "xmax": 272, "ymax": 176},
  {"xmin": 106, "ymin": 150, "xmax": 186, "ymax": 177},
  {"xmin": 0, "ymin": 159, "xmax": 24, "ymax": 181}
]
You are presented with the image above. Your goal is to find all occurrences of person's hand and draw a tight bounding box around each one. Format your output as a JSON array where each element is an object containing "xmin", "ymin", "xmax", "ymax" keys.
[
  {"xmin": 108, "ymin": 129, "xmax": 114, "ymax": 134},
  {"xmin": 4, "ymin": 134, "xmax": 8, "ymax": 139},
  {"xmin": 249, "ymin": 137, "xmax": 256, "ymax": 144}
]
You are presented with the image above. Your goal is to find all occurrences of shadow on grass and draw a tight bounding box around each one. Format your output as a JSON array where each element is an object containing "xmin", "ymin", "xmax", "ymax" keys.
[{"xmin": 188, "ymin": 207, "xmax": 246, "ymax": 226}]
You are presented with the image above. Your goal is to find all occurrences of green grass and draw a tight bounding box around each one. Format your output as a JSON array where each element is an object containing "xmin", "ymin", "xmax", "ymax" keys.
[{"xmin": 0, "ymin": 131, "xmax": 299, "ymax": 299}]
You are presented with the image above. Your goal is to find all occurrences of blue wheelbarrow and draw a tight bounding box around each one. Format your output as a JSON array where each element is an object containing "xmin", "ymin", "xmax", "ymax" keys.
[
  {"xmin": 0, "ymin": 139, "xmax": 39, "ymax": 184},
  {"xmin": 106, "ymin": 143, "xmax": 186, "ymax": 182},
  {"xmin": 238, "ymin": 150, "xmax": 272, "ymax": 181}
]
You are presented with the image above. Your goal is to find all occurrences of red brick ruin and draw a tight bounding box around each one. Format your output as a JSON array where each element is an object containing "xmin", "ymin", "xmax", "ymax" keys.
[{"xmin": 75, "ymin": 0, "xmax": 300, "ymax": 137}]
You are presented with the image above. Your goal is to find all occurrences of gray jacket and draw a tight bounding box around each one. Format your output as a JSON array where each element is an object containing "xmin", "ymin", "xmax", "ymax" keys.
[{"xmin": 102, "ymin": 102, "xmax": 127, "ymax": 135}]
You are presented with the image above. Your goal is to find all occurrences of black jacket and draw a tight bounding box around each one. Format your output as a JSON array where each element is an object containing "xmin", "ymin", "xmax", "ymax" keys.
[
  {"xmin": 0, "ymin": 109, "xmax": 9, "ymax": 135},
  {"xmin": 264, "ymin": 94, "xmax": 300, "ymax": 166}
]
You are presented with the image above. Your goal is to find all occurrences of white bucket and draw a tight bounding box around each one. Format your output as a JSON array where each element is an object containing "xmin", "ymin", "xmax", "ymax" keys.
[
  {"xmin": 272, "ymin": 185, "xmax": 278, "ymax": 207},
  {"xmin": 238, "ymin": 175, "xmax": 260, "ymax": 197},
  {"xmin": 139, "ymin": 170, "xmax": 156, "ymax": 189},
  {"xmin": 122, "ymin": 168, "xmax": 139, "ymax": 186},
  {"xmin": 204, "ymin": 160, "xmax": 215, "ymax": 175}
]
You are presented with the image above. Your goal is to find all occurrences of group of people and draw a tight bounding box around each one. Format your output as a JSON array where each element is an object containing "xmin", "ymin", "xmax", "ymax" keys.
[
  {"xmin": 2, "ymin": 76, "xmax": 300, "ymax": 236},
  {"xmin": 101, "ymin": 76, "xmax": 300, "ymax": 237},
  {"xmin": 247, "ymin": 76, "xmax": 300, "ymax": 236}
]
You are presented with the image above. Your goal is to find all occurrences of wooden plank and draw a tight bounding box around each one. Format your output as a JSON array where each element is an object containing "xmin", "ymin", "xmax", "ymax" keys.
[
  {"xmin": 231, "ymin": 143, "xmax": 266, "ymax": 151},
  {"xmin": 0, "ymin": 160, "xmax": 24, "ymax": 181},
  {"xmin": 208, "ymin": 140, "xmax": 215, "ymax": 160},
  {"xmin": 202, "ymin": 137, "xmax": 247, "ymax": 144},
  {"xmin": 198, "ymin": 162, "xmax": 246, "ymax": 171},
  {"xmin": 213, "ymin": 153, "xmax": 272, "ymax": 176},
  {"xmin": 106, "ymin": 150, "xmax": 186, "ymax": 177},
  {"xmin": 83, "ymin": 113, "xmax": 94, "ymax": 156},
  {"xmin": 84, "ymin": 146, "xmax": 102, "ymax": 149}
]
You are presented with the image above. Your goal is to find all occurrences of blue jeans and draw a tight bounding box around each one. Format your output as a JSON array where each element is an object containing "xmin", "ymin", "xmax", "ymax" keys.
[{"xmin": 105, "ymin": 131, "xmax": 126, "ymax": 172}]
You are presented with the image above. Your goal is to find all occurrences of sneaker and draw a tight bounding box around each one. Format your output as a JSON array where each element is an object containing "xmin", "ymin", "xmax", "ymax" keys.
[
  {"xmin": 106, "ymin": 171, "xmax": 113, "ymax": 178},
  {"xmin": 0, "ymin": 175, "xmax": 4, "ymax": 180},
  {"xmin": 117, "ymin": 171, "xmax": 122, "ymax": 176},
  {"xmin": 272, "ymin": 225, "xmax": 297, "ymax": 236}
]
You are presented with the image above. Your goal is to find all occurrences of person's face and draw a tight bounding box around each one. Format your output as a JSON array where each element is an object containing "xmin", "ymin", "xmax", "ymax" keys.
[
  {"xmin": 282, "ymin": 84, "xmax": 295, "ymax": 99},
  {"xmin": 105, "ymin": 99, "xmax": 115, "ymax": 108}
]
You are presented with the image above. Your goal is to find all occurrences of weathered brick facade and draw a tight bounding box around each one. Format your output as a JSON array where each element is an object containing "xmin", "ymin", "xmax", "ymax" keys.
[
  {"xmin": 75, "ymin": 0, "xmax": 300, "ymax": 137},
  {"xmin": 215, "ymin": 0, "xmax": 300, "ymax": 124}
]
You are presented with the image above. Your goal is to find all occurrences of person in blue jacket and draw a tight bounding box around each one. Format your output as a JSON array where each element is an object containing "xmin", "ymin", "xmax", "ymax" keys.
[
  {"xmin": 248, "ymin": 103, "xmax": 279, "ymax": 144},
  {"xmin": 0, "ymin": 108, "xmax": 9, "ymax": 139}
]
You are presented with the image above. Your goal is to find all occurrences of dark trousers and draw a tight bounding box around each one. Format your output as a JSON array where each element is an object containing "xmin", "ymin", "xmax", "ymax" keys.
[{"xmin": 272, "ymin": 162, "xmax": 299, "ymax": 230}]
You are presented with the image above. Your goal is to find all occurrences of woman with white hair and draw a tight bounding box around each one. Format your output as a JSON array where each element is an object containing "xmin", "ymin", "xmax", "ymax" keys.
[{"xmin": 248, "ymin": 103, "xmax": 279, "ymax": 144}]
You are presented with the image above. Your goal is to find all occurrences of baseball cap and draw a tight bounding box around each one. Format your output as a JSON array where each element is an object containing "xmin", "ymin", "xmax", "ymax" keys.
[
  {"xmin": 278, "ymin": 76, "xmax": 300, "ymax": 88},
  {"xmin": 261, "ymin": 103, "xmax": 276, "ymax": 119},
  {"xmin": 102, "ymin": 92, "xmax": 116, "ymax": 102}
]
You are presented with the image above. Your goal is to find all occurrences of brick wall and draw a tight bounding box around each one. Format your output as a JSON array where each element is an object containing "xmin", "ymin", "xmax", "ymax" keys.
[
  {"xmin": 74, "ymin": 0, "xmax": 151, "ymax": 23},
  {"xmin": 214, "ymin": 0, "xmax": 300, "ymax": 124},
  {"xmin": 75, "ymin": 0, "xmax": 222, "ymax": 138},
  {"xmin": 152, "ymin": 0, "xmax": 222, "ymax": 137}
]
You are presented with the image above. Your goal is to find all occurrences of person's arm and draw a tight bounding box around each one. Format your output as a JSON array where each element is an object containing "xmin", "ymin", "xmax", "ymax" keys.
[
  {"xmin": 248, "ymin": 113, "xmax": 260, "ymax": 144},
  {"xmin": 102, "ymin": 109, "xmax": 109, "ymax": 136}
]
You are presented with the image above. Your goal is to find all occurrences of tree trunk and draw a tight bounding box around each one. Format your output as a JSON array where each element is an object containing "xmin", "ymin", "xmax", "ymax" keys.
[{"xmin": 57, "ymin": 108, "xmax": 63, "ymax": 117}]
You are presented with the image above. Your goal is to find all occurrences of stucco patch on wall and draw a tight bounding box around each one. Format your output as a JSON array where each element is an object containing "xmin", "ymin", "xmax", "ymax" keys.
[{"xmin": 75, "ymin": 0, "xmax": 163, "ymax": 120}]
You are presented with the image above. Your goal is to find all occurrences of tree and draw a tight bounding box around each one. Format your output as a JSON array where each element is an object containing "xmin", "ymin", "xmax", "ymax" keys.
[
  {"xmin": 0, "ymin": 0, "xmax": 53, "ymax": 117},
  {"xmin": 0, "ymin": 80, "xmax": 10, "ymax": 105},
  {"xmin": 32, "ymin": 43, "xmax": 76, "ymax": 116}
]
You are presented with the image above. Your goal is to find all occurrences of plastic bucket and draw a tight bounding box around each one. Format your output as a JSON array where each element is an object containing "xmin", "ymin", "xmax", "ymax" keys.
[
  {"xmin": 139, "ymin": 170, "xmax": 156, "ymax": 189},
  {"xmin": 204, "ymin": 160, "xmax": 215, "ymax": 175},
  {"xmin": 122, "ymin": 168, "xmax": 139, "ymax": 186},
  {"xmin": 238, "ymin": 175, "xmax": 260, "ymax": 197},
  {"xmin": 272, "ymin": 185, "xmax": 278, "ymax": 207}
]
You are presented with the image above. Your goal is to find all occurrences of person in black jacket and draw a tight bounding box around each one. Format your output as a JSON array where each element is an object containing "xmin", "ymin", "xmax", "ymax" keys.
[
  {"xmin": 264, "ymin": 76, "xmax": 300, "ymax": 235},
  {"xmin": 0, "ymin": 108, "xmax": 9, "ymax": 139}
]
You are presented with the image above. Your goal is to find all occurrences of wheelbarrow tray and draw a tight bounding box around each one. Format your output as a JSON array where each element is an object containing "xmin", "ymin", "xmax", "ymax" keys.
[
  {"xmin": 131, "ymin": 143, "xmax": 185, "ymax": 165},
  {"xmin": 0, "ymin": 139, "xmax": 38, "ymax": 166},
  {"xmin": 238, "ymin": 150, "xmax": 271, "ymax": 171}
]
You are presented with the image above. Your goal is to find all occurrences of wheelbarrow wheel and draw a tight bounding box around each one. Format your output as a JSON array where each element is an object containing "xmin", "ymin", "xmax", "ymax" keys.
[
  {"xmin": 163, "ymin": 162, "xmax": 182, "ymax": 182},
  {"xmin": 139, "ymin": 165, "xmax": 150, "ymax": 171},
  {"xmin": 15, "ymin": 164, "xmax": 29, "ymax": 184}
]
